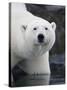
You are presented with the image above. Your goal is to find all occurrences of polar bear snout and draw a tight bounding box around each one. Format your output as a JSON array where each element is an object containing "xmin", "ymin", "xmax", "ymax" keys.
[{"xmin": 38, "ymin": 34, "xmax": 44, "ymax": 43}]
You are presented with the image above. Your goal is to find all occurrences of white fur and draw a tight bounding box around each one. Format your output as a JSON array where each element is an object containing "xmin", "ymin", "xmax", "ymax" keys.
[{"xmin": 11, "ymin": 3, "xmax": 56, "ymax": 75}]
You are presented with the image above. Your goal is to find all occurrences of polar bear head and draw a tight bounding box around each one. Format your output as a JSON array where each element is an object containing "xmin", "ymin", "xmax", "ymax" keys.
[{"xmin": 21, "ymin": 18, "xmax": 56, "ymax": 56}]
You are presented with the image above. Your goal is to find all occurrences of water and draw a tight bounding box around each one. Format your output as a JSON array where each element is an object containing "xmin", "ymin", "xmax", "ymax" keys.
[
  {"xmin": 12, "ymin": 74, "xmax": 65, "ymax": 87},
  {"xmin": 12, "ymin": 54, "xmax": 65, "ymax": 87}
]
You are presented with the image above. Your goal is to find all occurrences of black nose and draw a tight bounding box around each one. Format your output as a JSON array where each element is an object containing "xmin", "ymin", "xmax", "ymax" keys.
[{"xmin": 38, "ymin": 34, "xmax": 44, "ymax": 43}]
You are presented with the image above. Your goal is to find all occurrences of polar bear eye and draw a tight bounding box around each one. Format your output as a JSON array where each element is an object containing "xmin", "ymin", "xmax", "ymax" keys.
[
  {"xmin": 45, "ymin": 27, "xmax": 48, "ymax": 30},
  {"xmin": 33, "ymin": 27, "xmax": 37, "ymax": 30}
]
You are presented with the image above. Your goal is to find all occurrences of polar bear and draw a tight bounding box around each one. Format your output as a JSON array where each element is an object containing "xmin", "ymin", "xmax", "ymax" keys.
[{"xmin": 11, "ymin": 3, "xmax": 56, "ymax": 80}]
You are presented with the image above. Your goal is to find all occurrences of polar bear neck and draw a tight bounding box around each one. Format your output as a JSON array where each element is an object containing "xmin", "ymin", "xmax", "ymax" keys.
[
  {"xmin": 22, "ymin": 43, "xmax": 42, "ymax": 59},
  {"xmin": 19, "ymin": 51, "xmax": 50, "ymax": 74},
  {"xmin": 23, "ymin": 41, "xmax": 49, "ymax": 59}
]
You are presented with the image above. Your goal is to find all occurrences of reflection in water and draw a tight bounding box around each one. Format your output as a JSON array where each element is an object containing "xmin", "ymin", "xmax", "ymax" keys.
[
  {"xmin": 15, "ymin": 74, "xmax": 50, "ymax": 87},
  {"xmin": 12, "ymin": 54, "xmax": 65, "ymax": 87},
  {"xmin": 12, "ymin": 74, "xmax": 65, "ymax": 87}
]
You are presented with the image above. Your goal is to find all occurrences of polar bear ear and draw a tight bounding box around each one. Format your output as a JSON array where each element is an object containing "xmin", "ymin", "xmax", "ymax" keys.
[
  {"xmin": 51, "ymin": 22, "xmax": 56, "ymax": 31},
  {"xmin": 21, "ymin": 25, "xmax": 27, "ymax": 31}
]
